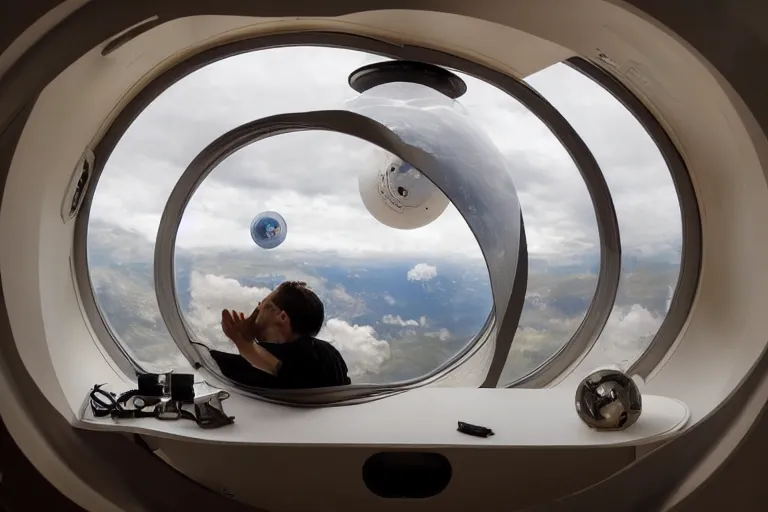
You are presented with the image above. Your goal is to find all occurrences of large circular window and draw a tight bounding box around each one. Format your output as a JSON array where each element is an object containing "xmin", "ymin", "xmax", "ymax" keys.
[
  {"xmin": 175, "ymin": 129, "xmax": 490, "ymax": 383},
  {"xmin": 83, "ymin": 37, "xmax": 695, "ymax": 393},
  {"xmin": 87, "ymin": 46, "xmax": 498, "ymax": 384}
]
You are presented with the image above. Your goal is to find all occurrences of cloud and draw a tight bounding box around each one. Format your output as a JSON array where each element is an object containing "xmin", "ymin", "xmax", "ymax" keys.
[
  {"xmin": 91, "ymin": 47, "xmax": 484, "ymax": 262},
  {"xmin": 319, "ymin": 319, "xmax": 391, "ymax": 378},
  {"xmin": 425, "ymin": 328, "xmax": 452, "ymax": 341},
  {"xmin": 326, "ymin": 285, "xmax": 367, "ymax": 317},
  {"xmin": 382, "ymin": 314, "xmax": 420, "ymax": 327},
  {"xmin": 89, "ymin": 46, "xmax": 681, "ymax": 267},
  {"xmin": 185, "ymin": 272, "xmax": 271, "ymax": 345},
  {"xmin": 579, "ymin": 304, "xmax": 663, "ymax": 371},
  {"xmin": 407, "ymin": 263, "xmax": 438, "ymax": 282},
  {"xmin": 524, "ymin": 65, "xmax": 682, "ymax": 257}
]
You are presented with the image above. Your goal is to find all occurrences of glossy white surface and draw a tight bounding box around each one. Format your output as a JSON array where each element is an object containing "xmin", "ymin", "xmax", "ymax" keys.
[{"xmin": 79, "ymin": 387, "xmax": 690, "ymax": 447}]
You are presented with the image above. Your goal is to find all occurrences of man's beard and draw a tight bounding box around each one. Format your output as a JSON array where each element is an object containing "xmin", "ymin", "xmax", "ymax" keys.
[{"xmin": 251, "ymin": 322, "xmax": 266, "ymax": 342}]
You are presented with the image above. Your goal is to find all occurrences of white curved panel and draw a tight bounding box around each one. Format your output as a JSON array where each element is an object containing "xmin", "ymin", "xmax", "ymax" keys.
[
  {"xmin": 661, "ymin": 357, "xmax": 768, "ymax": 509},
  {"xmin": 335, "ymin": 10, "xmax": 573, "ymax": 77},
  {"xmin": 152, "ymin": 439, "xmax": 635, "ymax": 512},
  {"xmin": 79, "ymin": 387, "xmax": 689, "ymax": 447}
]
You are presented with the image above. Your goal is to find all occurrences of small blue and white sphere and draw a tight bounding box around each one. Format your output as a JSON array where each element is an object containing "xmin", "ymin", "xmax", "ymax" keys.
[{"xmin": 250, "ymin": 211, "xmax": 287, "ymax": 250}]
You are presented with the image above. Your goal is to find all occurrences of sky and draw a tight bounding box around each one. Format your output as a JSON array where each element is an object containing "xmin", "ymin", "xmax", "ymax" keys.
[{"xmin": 88, "ymin": 46, "xmax": 683, "ymax": 383}]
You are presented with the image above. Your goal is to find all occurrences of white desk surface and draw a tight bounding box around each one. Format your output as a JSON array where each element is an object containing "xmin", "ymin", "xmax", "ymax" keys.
[{"xmin": 78, "ymin": 386, "xmax": 690, "ymax": 448}]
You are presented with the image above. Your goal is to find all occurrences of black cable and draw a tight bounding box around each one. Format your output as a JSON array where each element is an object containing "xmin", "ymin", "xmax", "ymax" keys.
[
  {"xmin": 89, "ymin": 385, "xmax": 143, "ymax": 418},
  {"xmin": 88, "ymin": 381, "xmax": 234, "ymax": 428},
  {"xmin": 191, "ymin": 341, "xmax": 213, "ymax": 351},
  {"xmin": 89, "ymin": 384, "xmax": 124, "ymax": 416}
]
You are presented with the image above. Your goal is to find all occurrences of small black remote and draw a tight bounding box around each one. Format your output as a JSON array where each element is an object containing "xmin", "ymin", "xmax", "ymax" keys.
[{"xmin": 457, "ymin": 421, "xmax": 495, "ymax": 438}]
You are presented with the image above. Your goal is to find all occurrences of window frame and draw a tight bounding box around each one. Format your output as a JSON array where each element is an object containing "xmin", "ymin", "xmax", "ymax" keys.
[
  {"xmin": 562, "ymin": 57, "xmax": 702, "ymax": 380},
  {"xmin": 154, "ymin": 108, "xmax": 524, "ymax": 401},
  {"xmin": 74, "ymin": 32, "xmax": 626, "ymax": 399}
]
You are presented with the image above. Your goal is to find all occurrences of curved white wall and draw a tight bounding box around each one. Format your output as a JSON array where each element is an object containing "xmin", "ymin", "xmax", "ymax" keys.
[
  {"xmin": 1, "ymin": 12, "xmax": 569, "ymax": 419},
  {"xmin": 2, "ymin": 2, "xmax": 768, "ymax": 511},
  {"xmin": 1, "ymin": 0, "xmax": 767, "ymax": 448}
]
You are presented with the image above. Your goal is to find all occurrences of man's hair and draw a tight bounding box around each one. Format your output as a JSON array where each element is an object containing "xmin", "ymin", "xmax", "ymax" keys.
[{"xmin": 271, "ymin": 281, "xmax": 325, "ymax": 337}]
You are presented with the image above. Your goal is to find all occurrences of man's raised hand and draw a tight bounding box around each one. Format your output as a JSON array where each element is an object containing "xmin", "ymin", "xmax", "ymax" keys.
[{"xmin": 221, "ymin": 309, "xmax": 248, "ymax": 342}]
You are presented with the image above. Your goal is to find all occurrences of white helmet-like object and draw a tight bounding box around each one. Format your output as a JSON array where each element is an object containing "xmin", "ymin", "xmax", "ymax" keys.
[{"xmin": 358, "ymin": 150, "xmax": 449, "ymax": 230}]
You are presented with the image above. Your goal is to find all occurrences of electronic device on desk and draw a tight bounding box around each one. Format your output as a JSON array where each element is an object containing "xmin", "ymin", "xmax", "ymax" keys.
[{"xmin": 89, "ymin": 372, "xmax": 235, "ymax": 429}]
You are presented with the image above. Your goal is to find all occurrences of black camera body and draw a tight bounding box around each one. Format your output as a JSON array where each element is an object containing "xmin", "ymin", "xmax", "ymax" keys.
[
  {"xmin": 134, "ymin": 372, "xmax": 234, "ymax": 428},
  {"xmin": 134, "ymin": 372, "xmax": 196, "ymax": 420},
  {"xmin": 137, "ymin": 372, "xmax": 195, "ymax": 402},
  {"xmin": 90, "ymin": 372, "xmax": 233, "ymax": 429}
]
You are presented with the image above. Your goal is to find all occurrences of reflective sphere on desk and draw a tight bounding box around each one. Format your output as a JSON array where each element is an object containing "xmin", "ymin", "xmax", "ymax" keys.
[{"xmin": 575, "ymin": 368, "xmax": 642, "ymax": 431}]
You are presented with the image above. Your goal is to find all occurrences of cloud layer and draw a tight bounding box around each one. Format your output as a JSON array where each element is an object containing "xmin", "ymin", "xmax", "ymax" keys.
[
  {"xmin": 318, "ymin": 320, "xmax": 391, "ymax": 378},
  {"xmin": 91, "ymin": 47, "xmax": 681, "ymax": 265},
  {"xmin": 407, "ymin": 263, "xmax": 438, "ymax": 282}
]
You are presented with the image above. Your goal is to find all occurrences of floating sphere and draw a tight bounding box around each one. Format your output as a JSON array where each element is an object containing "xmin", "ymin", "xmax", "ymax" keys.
[
  {"xmin": 250, "ymin": 211, "xmax": 287, "ymax": 250},
  {"xmin": 346, "ymin": 77, "xmax": 513, "ymax": 232},
  {"xmin": 575, "ymin": 368, "xmax": 642, "ymax": 431},
  {"xmin": 358, "ymin": 151, "xmax": 449, "ymax": 230}
]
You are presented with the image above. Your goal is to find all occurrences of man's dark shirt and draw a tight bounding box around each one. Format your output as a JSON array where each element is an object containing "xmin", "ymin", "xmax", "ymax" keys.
[{"xmin": 209, "ymin": 336, "xmax": 352, "ymax": 389}]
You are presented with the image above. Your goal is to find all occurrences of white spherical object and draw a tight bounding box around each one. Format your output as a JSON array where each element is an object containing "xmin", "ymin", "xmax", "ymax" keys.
[{"xmin": 358, "ymin": 150, "xmax": 449, "ymax": 230}]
